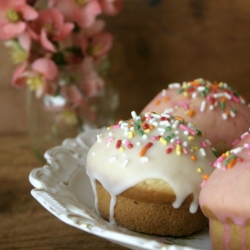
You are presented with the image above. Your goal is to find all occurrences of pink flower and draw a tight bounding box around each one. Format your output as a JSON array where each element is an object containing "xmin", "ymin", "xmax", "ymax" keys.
[
  {"xmin": 81, "ymin": 31, "xmax": 113, "ymax": 61},
  {"xmin": 85, "ymin": 19, "xmax": 105, "ymax": 36},
  {"xmin": 74, "ymin": 0, "xmax": 102, "ymax": 28},
  {"xmin": 60, "ymin": 84, "xmax": 96, "ymax": 121},
  {"xmin": 49, "ymin": 0, "xmax": 102, "ymax": 28},
  {"xmin": 4, "ymin": 32, "xmax": 31, "ymax": 64},
  {"xmin": 18, "ymin": 32, "xmax": 32, "ymax": 52},
  {"xmin": 28, "ymin": 8, "xmax": 74, "ymax": 52},
  {"xmin": 12, "ymin": 58, "xmax": 59, "ymax": 98},
  {"xmin": 80, "ymin": 57, "xmax": 104, "ymax": 97},
  {"xmin": 12, "ymin": 62, "xmax": 28, "ymax": 88},
  {"xmin": 30, "ymin": 58, "xmax": 58, "ymax": 97},
  {"xmin": 99, "ymin": 0, "xmax": 122, "ymax": 15},
  {"xmin": 32, "ymin": 58, "xmax": 58, "ymax": 81},
  {"xmin": 0, "ymin": 0, "xmax": 38, "ymax": 40},
  {"xmin": 61, "ymin": 84, "xmax": 86, "ymax": 107}
]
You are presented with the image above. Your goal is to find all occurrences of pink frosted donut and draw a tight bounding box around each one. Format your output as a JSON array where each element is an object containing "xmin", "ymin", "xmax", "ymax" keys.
[
  {"xmin": 142, "ymin": 78, "xmax": 250, "ymax": 154},
  {"xmin": 199, "ymin": 129, "xmax": 250, "ymax": 250}
]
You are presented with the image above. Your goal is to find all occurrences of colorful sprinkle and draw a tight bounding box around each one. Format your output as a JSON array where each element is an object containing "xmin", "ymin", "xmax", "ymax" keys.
[
  {"xmin": 200, "ymin": 148, "xmax": 206, "ymax": 157},
  {"xmin": 109, "ymin": 156, "xmax": 117, "ymax": 162},
  {"xmin": 200, "ymin": 100, "xmax": 206, "ymax": 112},
  {"xmin": 139, "ymin": 147, "xmax": 147, "ymax": 157},
  {"xmin": 145, "ymin": 142, "xmax": 153, "ymax": 149},
  {"xmin": 176, "ymin": 144, "xmax": 182, "ymax": 155},
  {"xmin": 166, "ymin": 147, "xmax": 173, "ymax": 154},
  {"xmin": 202, "ymin": 174, "xmax": 209, "ymax": 180},
  {"xmin": 241, "ymin": 132, "xmax": 249, "ymax": 140},
  {"xmin": 180, "ymin": 124, "xmax": 196, "ymax": 135},
  {"xmin": 106, "ymin": 137, "xmax": 114, "ymax": 144},
  {"xmin": 191, "ymin": 155, "xmax": 196, "ymax": 161},
  {"xmin": 122, "ymin": 159, "xmax": 129, "ymax": 168},
  {"xmin": 160, "ymin": 137, "xmax": 168, "ymax": 145},
  {"xmin": 116, "ymin": 140, "xmax": 122, "ymax": 148}
]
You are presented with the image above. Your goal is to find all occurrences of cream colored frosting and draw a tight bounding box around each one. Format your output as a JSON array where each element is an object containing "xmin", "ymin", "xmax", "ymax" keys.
[
  {"xmin": 86, "ymin": 111, "xmax": 217, "ymax": 224},
  {"xmin": 142, "ymin": 78, "xmax": 250, "ymax": 153}
]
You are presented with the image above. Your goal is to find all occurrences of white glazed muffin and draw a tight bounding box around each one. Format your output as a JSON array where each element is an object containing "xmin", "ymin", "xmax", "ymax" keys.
[
  {"xmin": 86, "ymin": 111, "xmax": 218, "ymax": 236},
  {"xmin": 142, "ymin": 78, "xmax": 250, "ymax": 155}
]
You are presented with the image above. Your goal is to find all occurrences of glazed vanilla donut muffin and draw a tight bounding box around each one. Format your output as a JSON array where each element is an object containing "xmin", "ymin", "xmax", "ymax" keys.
[
  {"xmin": 142, "ymin": 78, "xmax": 250, "ymax": 154},
  {"xmin": 199, "ymin": 129, "xmax": 250, "ymax": 250},
  {"xmin": 86, "ymin": 111, "xmax": 218, "ymax": 236}
]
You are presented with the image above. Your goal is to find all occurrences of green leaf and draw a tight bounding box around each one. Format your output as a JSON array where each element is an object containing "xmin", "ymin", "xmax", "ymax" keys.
[
  {"xmin": 52, "ymin": 52, "xmax": 68, "ymax": 65},
  {"xmin": 65, "ymin": 46, "xmax": 83, "ymax": 57}
]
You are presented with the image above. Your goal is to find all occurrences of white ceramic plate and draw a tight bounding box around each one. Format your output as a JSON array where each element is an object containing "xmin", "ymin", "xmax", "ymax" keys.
[{"xmin": 29, "ymin": 128, "xmax": 211, "ymax": 250}]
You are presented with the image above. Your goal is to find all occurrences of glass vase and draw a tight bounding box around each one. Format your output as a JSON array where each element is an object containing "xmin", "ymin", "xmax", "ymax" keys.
[{"xmin": 26, "ymin": 65, "xmax": 119, "ymax": 161}]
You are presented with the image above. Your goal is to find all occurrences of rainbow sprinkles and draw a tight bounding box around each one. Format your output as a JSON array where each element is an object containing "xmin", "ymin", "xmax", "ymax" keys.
[
  {"xmin": 108, "ymin": 112, "xmax": 216, "ymax": 159},
  {"xmin": 155, "ymin": 78, "xmax": 248, "ymax": 120},
  {"xmin": 213, "ymin": 130, "xmax": 250, "ymax": 170}
]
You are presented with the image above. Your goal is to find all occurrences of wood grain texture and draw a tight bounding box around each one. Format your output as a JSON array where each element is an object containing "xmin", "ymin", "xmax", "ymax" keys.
[
  {"xmin": 105, "ymin": 0, "xmax": 250, "ymax": 118},
  {"xmin": 0, "ymin": 133, "xmax": 127, "ymax": 249}
]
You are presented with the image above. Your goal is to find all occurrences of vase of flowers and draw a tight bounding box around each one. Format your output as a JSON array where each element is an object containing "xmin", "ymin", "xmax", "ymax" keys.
[{"xmin": 0, "ymin": 0, "xmax": 121, "ymax": 159}]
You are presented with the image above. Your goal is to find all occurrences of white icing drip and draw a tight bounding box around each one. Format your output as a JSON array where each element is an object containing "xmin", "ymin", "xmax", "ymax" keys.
[
  {"xmin": 109, "ymin": 194, "xmax": 117, "ymax": 224},
  {"xmin": 189, "ymin": 198, "xmax": 198, "ymax": 214},
  {"xmin": 87, "ymin": 171, "xmax": 100, "ymax": 215}
]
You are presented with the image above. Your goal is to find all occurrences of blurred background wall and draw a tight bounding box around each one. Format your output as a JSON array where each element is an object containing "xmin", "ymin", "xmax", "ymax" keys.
[{"xmin": 1, "ymin": 0, "xmax": 250, "ymax": 133}]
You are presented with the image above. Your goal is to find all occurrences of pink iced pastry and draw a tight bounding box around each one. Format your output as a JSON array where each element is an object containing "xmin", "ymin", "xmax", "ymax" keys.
[
  {"xmin": 142, "ymin": 78, "xmax": 250, "ymax": 154},
  {"xmin": 199, "ymin": 129, "xmax": 250, "ymax": 250}
]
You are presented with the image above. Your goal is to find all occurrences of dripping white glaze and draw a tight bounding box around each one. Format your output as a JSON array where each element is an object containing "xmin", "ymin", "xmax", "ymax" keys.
[{"xmin": 86, "ymin": 112, "xmax": 216, "ymax": 224}]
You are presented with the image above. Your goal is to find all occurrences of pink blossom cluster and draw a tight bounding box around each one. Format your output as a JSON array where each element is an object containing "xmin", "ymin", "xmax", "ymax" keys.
[{"xmin": 0, "ymin": 0, "xmax": 121, "ymax": 113}]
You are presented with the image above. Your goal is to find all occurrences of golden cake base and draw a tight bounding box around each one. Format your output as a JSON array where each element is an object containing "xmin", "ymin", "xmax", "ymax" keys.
[{"xmin": 96, "ymin": 180, "xmax": 207, "ymax": 236}]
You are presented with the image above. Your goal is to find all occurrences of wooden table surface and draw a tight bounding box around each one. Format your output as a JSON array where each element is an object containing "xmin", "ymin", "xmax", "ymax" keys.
[{"xmin": 0, "ymin": 133, "xmax": 127, "ymax": 250}]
